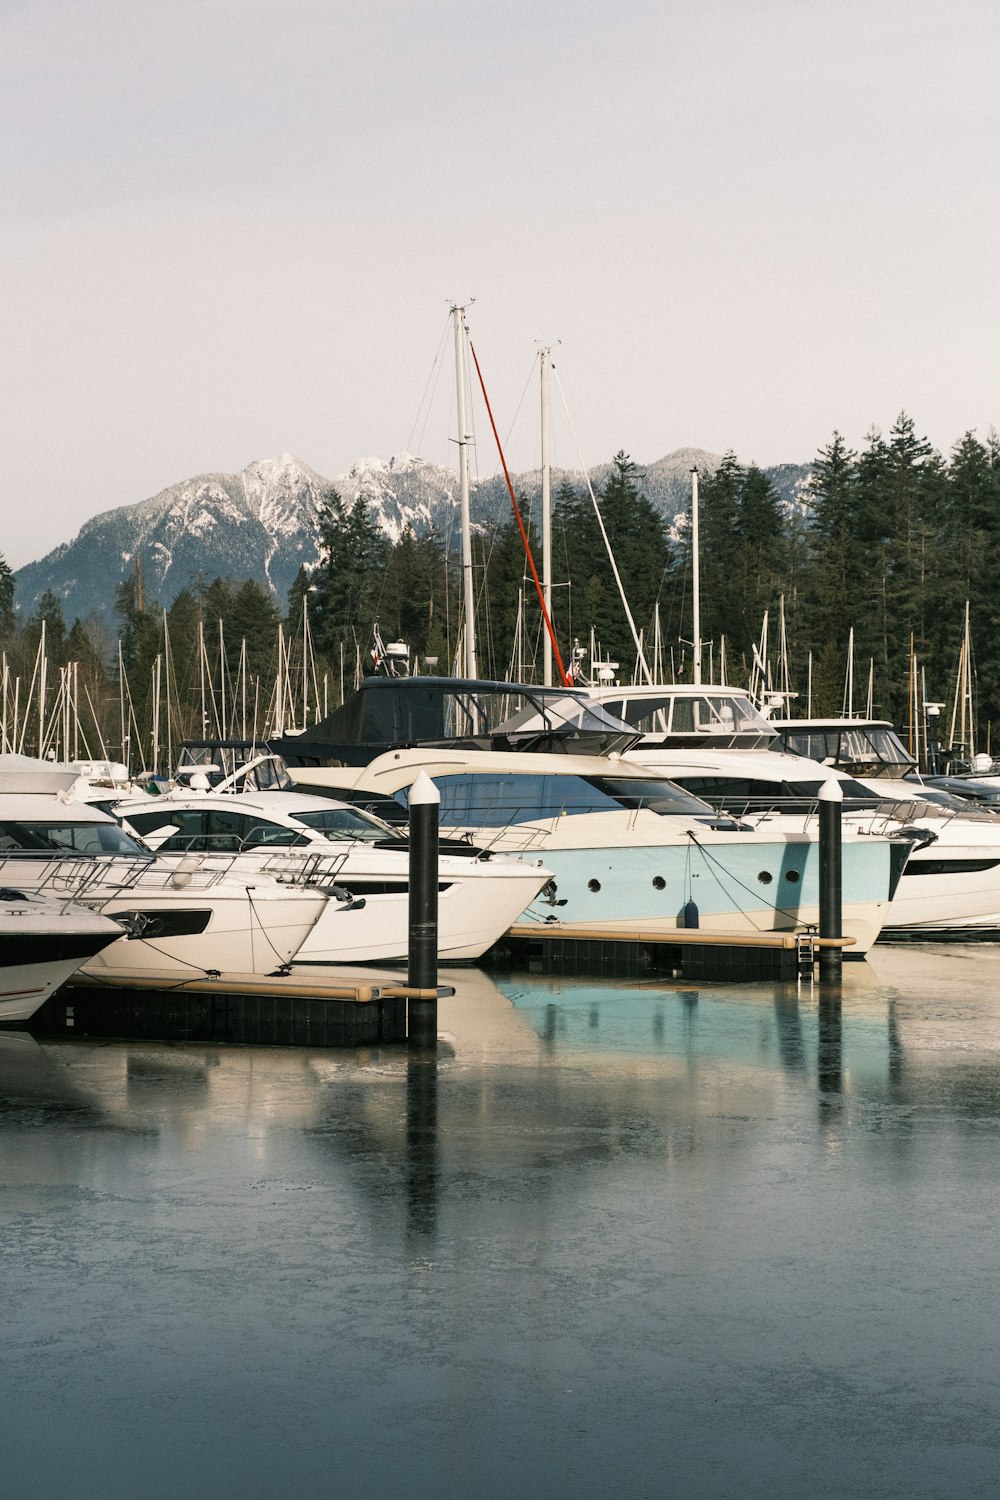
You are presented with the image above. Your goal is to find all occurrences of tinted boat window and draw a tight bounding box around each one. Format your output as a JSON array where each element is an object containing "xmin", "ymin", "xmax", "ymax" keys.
[
  {"xmin": 292, "ymin": 808, "xmax": 394, "ymax": 843},
  {"xmin": 0, "ymin": 821, "xmax": 146, "ymax": 855},
  {"xmin": 399, "ymin": 773, "xmax": 712, "ymax": 828},
  {"xmin": 584, "ymin": 777, "xmax": 714, "ymax": 815}
]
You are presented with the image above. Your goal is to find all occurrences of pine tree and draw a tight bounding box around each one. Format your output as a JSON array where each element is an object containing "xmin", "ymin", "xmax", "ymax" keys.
[
  {"xmin": 0, "ymin": 553, "xmax": 14, "ymax": 640},
  {"xmin": 695, "ymin": 453, "xmax": 746, "ymax": 666},
  {"xmin": 28, "ymin": 590, "xmax": 68, "ymax": 664},
  {"xmin": 227, "ymin": 580, "xmax": 280, "ymax": 676},
  {"xmin": 378, "ymin": 527, "xmax": 450, "ymax": 665},
  {"xmin": 940, "ymin": 432, "xmax": 1000, "ymax": 729},
  {"xmin": 736, "ymin": 464, "xmax": 787, "ymax": 639},
  {"xmin": 114, "ymin": 571, "xmax": 162, "ymax": 736},
  {"xmin": 64, "ymin": 618, "xmax": 106, "ymax": 678},
  {"xmin": 310, "ymin": 489, "xmax": 390, "ymax": 658},
  {"xmin": 800, "ymin": 432, "xmax": 862, "ymax": 710},
  {"xmin": 476, "ymin": 517, "xmax": 539, "ymax": 679},
  {"xmin": 549, "ymin": 452, "xmax": 671, "ymax": 671}
]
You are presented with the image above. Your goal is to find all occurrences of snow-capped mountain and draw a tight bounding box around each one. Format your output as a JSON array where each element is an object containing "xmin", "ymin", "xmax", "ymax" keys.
[{"xmin": 12, "ymin": 449, "xmax": 810, "ymax": 624}]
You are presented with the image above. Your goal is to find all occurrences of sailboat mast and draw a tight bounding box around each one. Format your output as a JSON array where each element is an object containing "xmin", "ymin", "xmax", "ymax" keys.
[
  {"xmin": 690, "ymin": 468, "xmax": 702, "ymax": 686},
  {"xmin": 540, "ymin": 346, "xmax": 553, "ymax": 686},
  {"xmin": 38, "ymin": 619, "xmax": 47, "ymax": 757},
  {"xmin": 778, "ymin": 595, "xmax": 790, "ymax": 703},
  {"xmin": 302, "ymin": 596, "xmax": 309, "ymax": 728},
  {"xmin": 452, "ymin": 305, "xmax": 478, "ymax": 678},
  {"xmin": 806, "ymin": 651, "xmax": 813, "ymax": 716},
  {"xmin": 964, "ymin": 600, "xmax": 974, "ymax": 757}
]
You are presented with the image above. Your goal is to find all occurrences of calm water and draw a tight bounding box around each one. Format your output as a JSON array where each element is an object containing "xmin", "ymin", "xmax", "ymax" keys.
[{"xmin": 3, "ymin": 946, "xmax": 1000, "ymax": 1499}]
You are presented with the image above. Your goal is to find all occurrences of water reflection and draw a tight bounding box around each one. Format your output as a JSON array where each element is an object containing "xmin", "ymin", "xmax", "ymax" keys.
[
  {"xmin": 405, "ymin": 1048, "xmax": 439, "ymax": 1247},
  {"xmin": 817, "ymin": 991, "xmax": 844, "ymax": 1129},
  {"xmin": 4, "ymin": 949, "xmax": 1000, "ymax": 1498},
  {"xmin": 773, "ymin": 992, "xmax": 807, "ymax": 1073}
]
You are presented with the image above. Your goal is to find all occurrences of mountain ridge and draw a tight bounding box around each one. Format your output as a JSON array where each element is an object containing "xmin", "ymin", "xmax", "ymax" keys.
[{"xmin": 13, "ymin": 448, "xmax": 811, "ymax": 624}]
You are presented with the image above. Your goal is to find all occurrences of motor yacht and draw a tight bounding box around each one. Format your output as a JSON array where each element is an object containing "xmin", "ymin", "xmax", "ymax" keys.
[
  {"xmin": 0, "ymin": 756, "xmax": 330, "ymax": 985},
  {"xmin": 0, "ymin": 887, "xmax": 123, "ymax": 1024},
  {"xmin": 761, "ymin": 716, "xmax": 1000, "ymax": 939},
  {"xmin": 110, "ymin": 774, "xmax": 552, "ymax": 964},
  {"xmin": 572, "ymin": 699, "xmax": 1000, "ymax": 942},
  {"xmin": 287, "ymin": 745, "xmax": 905, "ymax": 955}
]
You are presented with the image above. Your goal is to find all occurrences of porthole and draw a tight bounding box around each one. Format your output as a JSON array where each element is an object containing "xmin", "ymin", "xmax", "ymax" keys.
[
  {"xmin": 652, "ymin": 876, "xmax": 666, "ymax": 890},
  {"xmin": 785, "ymin": 870, "xmax": 801, "ymax": 884},
  {"xmin": 758, "ymin": 870, "xmax": 773, "ymax": 885},
  {"xmin": 588, "ymin": 879, "xmax": 602, "ymax": 893}
]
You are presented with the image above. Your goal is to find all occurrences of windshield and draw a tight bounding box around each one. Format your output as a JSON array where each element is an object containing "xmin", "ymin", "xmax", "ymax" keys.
[
  {"xmin": 395, "ymin": 772, "xmax": 715, "ymax": 828},
  {"xmin": 175, "ymin": 745, "xmax": 292, "ymax": 790},
  {"xmin": 779, "ymin": 725, "xmax": 915, "ymax": 775},
  {"xmin": 0, "ymin": 820, "xmax": 148, "ymax": 855},
  {"xmin": 495, "ymin": 694, "xmax": 634, "ymax": 736},
  {"xmin": 668, "ymin": 775, "xmax": 880, "ymax": 813},
  {"xmin": 600, "ymin": 693, "xmax": 773, "ymax": 737},
  {"xmin": 291, "ymin": 807, "xmax": 397, "ymax": 843}
]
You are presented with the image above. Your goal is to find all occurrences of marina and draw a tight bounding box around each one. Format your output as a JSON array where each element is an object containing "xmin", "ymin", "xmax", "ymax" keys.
[
  {"xmin": 5, "ymin": 5, "xmax": 1000, "ymax": 1496},
  {"xmin": 3, "ymin": 945, "xmax": 1000, "ymax": 1498}
]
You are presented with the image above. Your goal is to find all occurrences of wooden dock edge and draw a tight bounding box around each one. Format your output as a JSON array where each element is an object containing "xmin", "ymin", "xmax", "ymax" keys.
[{"xmin": 507, "ymin": 923, "xmax": 856, "ymax": 951}]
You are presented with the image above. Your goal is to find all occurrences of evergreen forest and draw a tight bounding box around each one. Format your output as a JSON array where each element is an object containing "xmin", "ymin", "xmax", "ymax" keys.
[{"xmin": 2, "ymin": 413, "xmax": 999, "ymax": 769}]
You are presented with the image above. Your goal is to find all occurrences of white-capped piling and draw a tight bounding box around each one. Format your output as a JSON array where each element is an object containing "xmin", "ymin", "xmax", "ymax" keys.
[
  {"xmin": 407, "ymin": 770, "xmax": 440, "ymax": 1047},
  {"xmin": 817, "ymin": 779, "xmax": 843, "ymax": 982}
]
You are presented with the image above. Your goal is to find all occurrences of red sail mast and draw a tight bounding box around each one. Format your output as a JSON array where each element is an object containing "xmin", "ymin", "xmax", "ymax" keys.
[{"xmin": 467, "ymin": 339, "xmax": 572, "ymax": 687}]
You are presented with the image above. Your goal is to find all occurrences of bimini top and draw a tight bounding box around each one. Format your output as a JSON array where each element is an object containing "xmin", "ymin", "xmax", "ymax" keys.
[{"xmin": 271, "ymin": 676, "xmax": 639, "ymax": 767}]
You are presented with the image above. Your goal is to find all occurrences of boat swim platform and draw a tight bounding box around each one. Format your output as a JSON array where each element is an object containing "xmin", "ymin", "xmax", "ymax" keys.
[
  {"xmin": 490, "ymin": 922, "xmax": 857, "ymax": 982},
  {"xmin": 29, "ymin": 970, "xmax": 453, "ymax": 1049}
]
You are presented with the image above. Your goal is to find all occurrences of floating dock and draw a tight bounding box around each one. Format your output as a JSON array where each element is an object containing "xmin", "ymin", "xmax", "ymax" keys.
[
  {"xmin": 29, "ymin": 971, "xmax": 450, "ymax": 1048},
  {"xmin": 491, "ymin": 922, "xmax": 856, "ymax": 981}
]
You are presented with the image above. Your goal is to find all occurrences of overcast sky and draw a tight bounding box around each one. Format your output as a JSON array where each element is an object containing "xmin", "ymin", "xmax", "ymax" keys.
[{"xmin": 2, "ymin": 0, "xmax": 998, "ymax": 568}]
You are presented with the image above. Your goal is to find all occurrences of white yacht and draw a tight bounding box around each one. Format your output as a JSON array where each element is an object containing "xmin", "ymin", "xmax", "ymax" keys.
[
  {"xmin": 0, "ymin": 887, "xmax": 123, "ymax": 1024},
  {"xmin": 288, "ymin": 745, "xmax": 904, "ymax": 955},
  {"xmin": 0, "ymin": 756, "xmax": 330, "ymax": 985},
  {"xmin": 766, "ymin": 716, "xmax": 1000, "ymax": 939},
  {"xmin": 571, "ymin": 692, "xmax": 1000, "ymax": 941},
  {"xmin": 110, "ymin": 775, "xmax": 552, "ymax": 964}
]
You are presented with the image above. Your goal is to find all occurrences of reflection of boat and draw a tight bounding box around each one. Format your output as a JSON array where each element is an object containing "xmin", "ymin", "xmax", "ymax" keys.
[
  {"xmin": 0, "ymin": 888, "xmax": 122, "ymax": 1024},
  {"xmin": 111, "ymin": 778, "xmax": 551, "ymax": 964},
  {"xmin": 490, "ymin": 969, "xmax": 893, "ymax": 1085}
]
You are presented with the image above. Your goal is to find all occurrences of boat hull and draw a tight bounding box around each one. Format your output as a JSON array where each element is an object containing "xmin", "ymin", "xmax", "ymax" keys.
[
  {"xmin": 277, "ymin": 852, "xmax": 551, "ymax": 954},
  {"xmin": 82, "ymin": 884, "xmax": 330, "ymax": 983},
  {"xmin": 0, "ymin": 904, "xmax": 123, "ymax": 1023},
  {"xmin": 141, "ymin": 846, "xmax": 554, "ymax": 964},
  {"xmin": 880, "ymin": 832, "xmax": 1000, "ymax": 939},
  {"xmin": 516, "ymin": 833, "xmax": 894, "ymax": 956},
  {"xmin": 0, "ymin": 855, "xmax": 329, "ymax": 984}
]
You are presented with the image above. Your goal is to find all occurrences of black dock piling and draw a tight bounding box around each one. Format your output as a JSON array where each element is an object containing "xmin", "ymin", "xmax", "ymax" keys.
[
  {"xmin": 407, "ymin": 770, "xmax": 440, "ymax": 1048},
  {"xmin": 818, "ymin": 780, "xmax": 843, "ymax": 983}
]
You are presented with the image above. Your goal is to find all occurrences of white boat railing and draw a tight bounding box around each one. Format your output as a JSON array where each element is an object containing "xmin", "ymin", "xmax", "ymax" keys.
[{"xmin": 0, "ymin": 849, "xmax": 337, "ymax": 900}]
